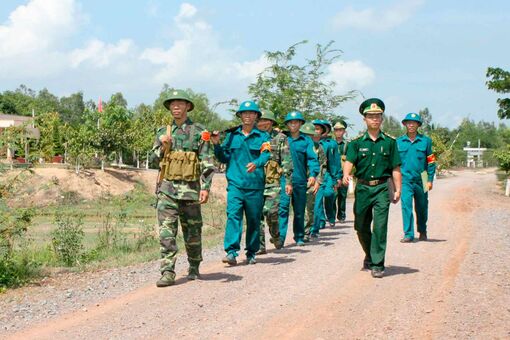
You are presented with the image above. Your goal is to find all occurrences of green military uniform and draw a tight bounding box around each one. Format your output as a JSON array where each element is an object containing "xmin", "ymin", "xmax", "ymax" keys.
[
  {"xmin": 345, "ymin": 98, "xmax": 401, "ymax": 275},
  {"xmin": 334, "ymin": 121, "xmax": 348, "ymax": 222},
  {"xmin": 152, "ymin": 90, "xmax": 215, "ymax": 286},
  {"xmin": 259, "ymin": 110, "xmax": 293, "ymax": 252}
]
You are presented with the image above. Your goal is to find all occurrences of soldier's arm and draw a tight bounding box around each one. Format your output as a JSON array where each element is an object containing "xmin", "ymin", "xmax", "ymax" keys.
[
  {"xmin": 306, "ymin": 139, "xmax": 320, "ymax": 178},
  {"xmin": 330, "ymin": 143, "xmax": 341, "ymax": 181},
  {"xmin": 213, "ymin": 133, "xmax": 232, "ymax": 164},
  {"xmin": 198, "ymin": 134, "xmax": 216, "ymax": 192},
  {"xmin": 426, "ymin": 138, "xmax": 437, "ymax": 182},
  {"xmin": 252, "ymin": 138, "xmax": 271, "ymax": 169},
  {"xmin": 280, "ymin": 137, "xmax": 293, "ymax": 183},
  {"xmin": 316, "ymin": 145, "xmax": 327, "ymax": 184},
  {"xmin": 149, "ymin": 127, "xmax": 165, "ymax": 165}
]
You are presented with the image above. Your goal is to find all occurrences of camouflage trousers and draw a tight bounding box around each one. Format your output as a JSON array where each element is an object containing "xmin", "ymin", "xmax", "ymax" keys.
[
  {"xmin": 259, "ymin": 186, "xmax": 281, "ymax": 250},
  {"xmin": 304, "ymin": 188, "xmax": 316, "ymax": 237},
  {"xmin": 157, "ymin": 192, "xmax": 202, "ymax": 274}
]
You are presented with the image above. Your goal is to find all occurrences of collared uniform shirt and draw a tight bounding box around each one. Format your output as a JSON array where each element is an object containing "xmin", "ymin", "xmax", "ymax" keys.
[
  {"xmin": 345, "ymin": 131, "xmax": 401, "ymax": 181},
  {"xmin": 320, "ymin": 138, "xmax": 341, "ymax": 182},
  {"xmin": 214, "ymin": 127, "xmax": 271, "ymax": 190},
  {"xmin": 287, "ymin": 133, "xmax": 320, "ymax": 185},
  {"xmin": 397, "ymin": 133, "xmax": 436, "ymax": 183}
]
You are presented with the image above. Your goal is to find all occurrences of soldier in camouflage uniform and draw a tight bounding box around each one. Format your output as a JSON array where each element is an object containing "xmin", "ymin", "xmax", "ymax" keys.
[
  {"xmin": 256, "ymin": 109, "xmax": 293, "ymax": 253},
  {"xmin": 152, "ymin": 89, "xmax": 215, "ymax": 287}
]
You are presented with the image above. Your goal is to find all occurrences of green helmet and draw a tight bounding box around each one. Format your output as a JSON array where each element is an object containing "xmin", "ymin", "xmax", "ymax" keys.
[
  {"xmin": 163, "ymin": 89, "xmax": 195, "ymax": 111},
  {"xmin": 300, "ymin": 122, "xmax": 316, "ymax": 135},
  {"xmin": 402, "ymin": 112, "xmax": 422, "ymax": 126},
  {"xmin": 259, "ymin": 109, "xmax": 277, "ymax": 123},
  {"xmin": 284, "ymin": 111, "xmax": 305, "ymax": 124},
  {"xmin": 236, "ymin": 100, "xmax": 262, "ymax": 118}
]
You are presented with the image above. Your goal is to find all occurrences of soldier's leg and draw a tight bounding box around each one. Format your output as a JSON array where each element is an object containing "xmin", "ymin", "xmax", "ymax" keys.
[
  {"xmin": 354, "ymin": 184, "xmax": 374, "ymax": 260},
  {"xmin": 324, "ymin": 178, "xmax": 337, "ymax": 225},
  {"xmin": 371, "ymin": 184, "xmax": 391, "ymax": 270},
  {"xmin": 265, "ymin": 187, "xmax": 281, "ymax": 246},
  {"xmin": 311, "ymin": 185, "xmax": 325, "ymax": 235},
  {"xmin": 244, "ymin": 189, "xmax": 264, "ymax": 258},
  {"xmin": 304, "ymin": 190, "xmax": 315, "ymax": 238},
  {"xmin": 260, "ymin": 191, "xmax": 269, "ymax": 252},
  {"xmin": 156, "ymin": 192, "xmax": 180, "ymax": 275},
  {"xmin": 278, "ymin": 178, "xmax": 291, "ymax": 245},
  {"xmin": 224, "ymin": 186, "xmax": 244, "ymax": 257},
  {"xmin": 179, "ymin": 200, "xmax": 203, "ymax": 269},
  {"xmin": 338, "ymin": 186, "xmax": 348, "ymax": 221},
  {"xmin": 291, "ymin": 184, "xmax": 307, "ymax": 243},
  {"xmin": 401, "ymin": 181, "xmax": 415, "ymax": 239},
  {"xmin": 414, "ymin": 182, "xmax": 429, "ymax": 235}
]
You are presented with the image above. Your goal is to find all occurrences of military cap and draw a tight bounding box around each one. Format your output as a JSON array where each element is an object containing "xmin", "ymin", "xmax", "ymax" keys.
[
  {"xmin": 333, "ymin": 120, "xmax": 347, "ymax": 129},
  {"xmin": 284, "ymin": 111, "xmax": 305, "ymax": 124},
  {"xmin": 359, "ymin": 98, "xmax": 385, "ymax": 115},
  {"xmin": 163, "ymin": 89, "xmax": 195, "ymax": 111},
  {"xmin": 312, "ymin": 119, "xmax": 327, "ymax": 133},
  {"xmin": 300, "ymin": 122, "xmax": 315, "ymax": 135},
  {"xmin": 259, "ymin": 109, "xmax": 277, "ymax": 123},
  {"xmin": 402, "ymin": 112, "xmax": 422, "ymax": 126},
  {"xmin": 236, "ymin": 100, "xmax": 262, "ymax": 118}
]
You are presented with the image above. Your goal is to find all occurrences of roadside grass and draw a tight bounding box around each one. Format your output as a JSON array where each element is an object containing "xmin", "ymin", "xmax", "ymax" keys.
[{"xmin": 3, "ymin": 182, "xmax": 227, "ymax": 288}]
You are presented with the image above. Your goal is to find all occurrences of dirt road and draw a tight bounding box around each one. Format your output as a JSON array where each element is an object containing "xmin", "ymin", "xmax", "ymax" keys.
[{"xmin": 3, "ymin": 169, "xmax": 509, "ymax": 339}]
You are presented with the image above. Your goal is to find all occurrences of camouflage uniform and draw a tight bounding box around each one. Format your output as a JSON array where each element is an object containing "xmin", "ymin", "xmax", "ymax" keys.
[
  {"xmin": 304, "ymin": 140, "xmax": 327, "ymax": 238},
  {"xmin": 260, "ymin": 129, "xmax": 293, "ymax": 251},
  {"xmin": 152, "ymin": 118, "xmax": 215, "ymax": 277}
]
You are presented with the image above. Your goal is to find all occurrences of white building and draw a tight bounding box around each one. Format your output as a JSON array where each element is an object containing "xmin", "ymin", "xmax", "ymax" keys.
[{"xmin": 0, "ymin": 114, "xmax": 40, "ymax": 160}]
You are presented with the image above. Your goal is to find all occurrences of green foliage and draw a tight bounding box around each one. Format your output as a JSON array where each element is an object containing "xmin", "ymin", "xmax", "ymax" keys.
[
  {"xmin": 51, "ymin": 212, "xmax": 85, "ymax": 266},
  {"xmin": 486, "ymin": 67, "xmax": 510, "ymax": 119},
  {"xmin": 248, "ymin": 40, "xmax": 356, "ymax": 122},
  {"xmin": 35, "ymin": 112, "xmax": 64, "ymax": 160},
  {"xmin": 430, "ymin": 132, "xmax": 452, "ymax": 173},
  {"xmin": 493, "ymin": 145, "xmax": 510, "ymax": 175},
  {"xmin": 382, "ymin": 115, "xmax": 405, "ymax": 137}
]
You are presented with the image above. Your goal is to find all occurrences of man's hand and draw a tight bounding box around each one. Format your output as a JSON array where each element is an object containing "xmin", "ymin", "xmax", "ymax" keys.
[
  {"xmin": 199, "ymin": 190, "xmax": 209, "ymax": 204},
  {"xmin": 312, "ymin": 181, "xmax": 320, "ymax": 195},
  {"xmin": 307, "ymin": 177, "xmax": 316, "ymax": 188},
  {"xmin": 159, "ymin": 134, "xmax": 172, "ymax": 144},
  {"xmin": 285, "ymin": 184, "xmax": 293, "ymax": 195},
  {"xmin": 342, "ymin": 175, "xmax": 350, "ymax": 187},
  {"xmin": 210, "ymin": 131, "xmax": 220, "ymax": 145},
  {"xmin": 393, "ymin": 190, "xmax": 401, "ymax": 204},
  {"xmin": 427, "ymin": 182, "xmax": 433, "ymax": 191},
  {"xmin": 246, "ymin": 162, "xmax": 257, "ymax": 173}
]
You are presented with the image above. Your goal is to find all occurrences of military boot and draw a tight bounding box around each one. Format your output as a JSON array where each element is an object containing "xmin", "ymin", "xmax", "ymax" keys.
[
  {"xmin": 187, "ymin": 265, "xmax": 200, "ymax": 280},
  {"xmin": 156, "ymin": 271, "xmax": 176, "ymax": 287}
]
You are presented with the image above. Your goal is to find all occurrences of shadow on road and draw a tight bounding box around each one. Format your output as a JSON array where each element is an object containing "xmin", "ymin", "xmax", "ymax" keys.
[
  {"xmin": 271, "ymin": 248, "xmax": 311, "ymax": 255},
  {"xmin": 383, "ymin": 265, "xmax": 420, "ymax": 277},
  {"xmin": 316, "ymin": 230, "xmax": 345, "ymax": 237},
  {"xmin": 422, "ymin": 239, "xmax": 447, "ymax": 243},
  {"xmin": 255, "ymin": 256, "xmax": 297, "ymax": 265},
  {"xmin": 199, "ymin": 272, "xmax": 243, "ymax": 283}
]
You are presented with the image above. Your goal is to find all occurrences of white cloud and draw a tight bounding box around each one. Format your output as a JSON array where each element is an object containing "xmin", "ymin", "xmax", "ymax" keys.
[
  {"xmin": 332, "ymin": 0, "xmax": 424, "ymax": 31},
  {"xmin": 70, "ymin": 39, "xmax": 134, "ymax": 68},
  {"xmin": 325, "ymin": 60, "xmax": 375, "ymax": 93}
]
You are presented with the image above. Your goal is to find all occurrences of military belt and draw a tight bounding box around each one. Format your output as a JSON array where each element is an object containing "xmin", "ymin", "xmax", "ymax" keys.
[{"xmin": 357, "ymin": 178, "xmax": 387, "ymax": 186}]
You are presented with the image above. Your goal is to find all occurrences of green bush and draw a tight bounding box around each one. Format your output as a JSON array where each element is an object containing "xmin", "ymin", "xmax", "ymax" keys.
[{"xmin": 51, "ymin": 212, "xmax": 85, "ymax": 266}]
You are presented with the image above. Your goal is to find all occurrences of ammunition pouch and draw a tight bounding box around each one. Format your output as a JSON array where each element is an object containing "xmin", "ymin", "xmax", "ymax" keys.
[
  {"xmin": 265, "ymin": 160, "xmax": 283, "ymax": 184},
  {"xmin": 161, "ymin": 150, "xmax": 200, "ymax": 181}
]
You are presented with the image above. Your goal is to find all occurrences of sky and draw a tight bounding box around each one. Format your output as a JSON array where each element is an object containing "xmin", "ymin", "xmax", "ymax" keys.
[{"xmin": 0, "ymin": 0, "xmax": 509, "ymax": 133}]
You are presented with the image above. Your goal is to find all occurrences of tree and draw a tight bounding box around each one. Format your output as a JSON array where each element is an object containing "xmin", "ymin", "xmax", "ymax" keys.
[
  {"xmin": 418, "ymin": 107, "xmax": 433, "ymax": 133},
  {"xmin": 382, "ymin": 115, "xmax": 405, "ymax": 137},
  {"xmin": 35, "ymin": 112, "xmax": 64, "ymax": 160},
  {"xmin": 486, "ymin": 67, "xmax": 510, "ymax": 119},
  {"xmin": 248, "ymin": 40, "xmax": 356, "ymax": 122},
  {"xmin": 493, "ymin": 145, "xmax": 510, "ymax": 175},
  {"xmin": 59, "ymin": 92, "xmax": 86, "ymax": 125}
]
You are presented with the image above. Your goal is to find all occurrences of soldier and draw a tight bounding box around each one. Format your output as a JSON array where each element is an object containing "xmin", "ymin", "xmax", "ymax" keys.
[
  {"xmin": 315, "ymin": 120, "xmax": 341, "ymax": 230},
  {"xmin": 153, "ymin": 89, "xmax": 215, "ymax": 287},
  {"xmin": 211, "ymin": 101, "xmax": 271, "ymax": 265},
  {"xmin": 256, "ymin": 109, "xmax": 293, "ymax": 253},
  {"xmin": 333, "ymin": 120, "xmax": 348, "ymax": 223},
  {"xmin": 397, "ymin": 113, "xmax": 436, "ymax": 242},
  {"xmin": 279, "ymin": 111, "xmax": 320, "ymax": 246},
  {"xmin": 303, "ymin": 122, "xmax": 325, "ymax": 241},
  {"xmin": 342, "ymin": 98, "xmax": 402, "ymax": 278}
]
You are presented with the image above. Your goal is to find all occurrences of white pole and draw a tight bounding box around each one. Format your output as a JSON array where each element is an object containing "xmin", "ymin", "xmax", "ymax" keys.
[{"xmin": 505, "ymin": 179, "xmax": 510, "ymax": 197}]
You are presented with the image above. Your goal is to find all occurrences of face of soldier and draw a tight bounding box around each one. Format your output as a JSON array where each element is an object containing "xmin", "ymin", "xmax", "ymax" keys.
[
  {"xmin": 313, "ymin": 125, "xmax": 323, "ymax": 142},
  {"xmin": 404, "ymin": 121, "xmax": 419, "ymax": 134},
  {"xmin": 257, "ymin": 118, "xmax": 273, "ymax": 132},
  {"xmin": 286, "ymin": 120, "xmax": 303, "ymax": 134},
  {"xmin": 240, "ymin": 111, "xmax": 258, "ymax": 126},
  {"xmin": 363, "ymin": 113, "xmax": 383, "ymax": 130},
  {"xmin": 334, "ymin": 128, "xmax": 346, "ymax": 139},
  {"xmin": 170, "ymin": 100, "xmax": 191, "ymax": 121}
]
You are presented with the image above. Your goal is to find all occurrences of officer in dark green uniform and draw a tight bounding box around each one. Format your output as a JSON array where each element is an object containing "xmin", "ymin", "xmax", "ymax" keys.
[
  {"xmin": 211, "ymin": 101, "xmax": 271, "ymax": 265},
  {"xmin": 342, "ymin": 98, "xmax": 402, "ymax": 278},
  {"xmin": 152, "ymin": 89, "xmax": 215, "ymax": 287}
]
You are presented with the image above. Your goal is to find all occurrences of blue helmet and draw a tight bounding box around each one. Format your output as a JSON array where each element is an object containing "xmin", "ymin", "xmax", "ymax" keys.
[
  {"xmin": 236, "ymin": 100, "xmax": 261, "ymax": 118},
  {"xmin": 402, "ymin": 112, "xmax": 422, "ymax": 126},
  {"xmin": 284, "ymin": 111, "xmax": 305, "ymax": 124},
  {"xmin": 312, "ymin": 119, "xmax": 331, "ymax": 133}
]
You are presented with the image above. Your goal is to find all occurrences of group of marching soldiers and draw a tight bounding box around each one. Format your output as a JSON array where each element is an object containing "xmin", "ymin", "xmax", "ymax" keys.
[{"xmin": 153, "ymin": 90, "xmax": 436, "ymax": 287}]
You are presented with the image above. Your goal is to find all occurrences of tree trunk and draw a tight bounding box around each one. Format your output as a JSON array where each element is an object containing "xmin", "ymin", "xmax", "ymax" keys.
[{"xmin": 146, "ymin": 151, "xmax": 149, "ymax": 170}]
